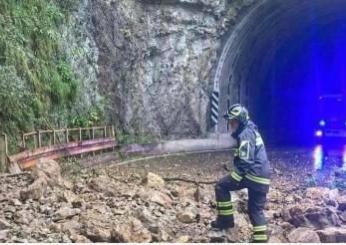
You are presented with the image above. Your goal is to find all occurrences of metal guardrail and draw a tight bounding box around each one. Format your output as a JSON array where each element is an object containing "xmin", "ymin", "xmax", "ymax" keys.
[{"xmin": 4, "ymin": 126, "xmax": 116, "ymax": 172}]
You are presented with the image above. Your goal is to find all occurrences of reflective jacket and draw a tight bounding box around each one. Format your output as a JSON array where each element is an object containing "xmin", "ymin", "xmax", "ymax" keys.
[{"xmin": 230, "ymin": 120, "xmax": 271, "ymax": 192}]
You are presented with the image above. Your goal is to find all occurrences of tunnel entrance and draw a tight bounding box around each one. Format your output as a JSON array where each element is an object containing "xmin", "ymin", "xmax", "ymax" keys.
[{"xmin": 213, "ymin": 0, "xmax": 346, "ymax": 146}]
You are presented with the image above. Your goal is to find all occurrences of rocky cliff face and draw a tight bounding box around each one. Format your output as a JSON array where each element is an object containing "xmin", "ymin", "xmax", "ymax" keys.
[{"xmin": 71, "ymin": 0, "xmax": 256, "ymax": 138}]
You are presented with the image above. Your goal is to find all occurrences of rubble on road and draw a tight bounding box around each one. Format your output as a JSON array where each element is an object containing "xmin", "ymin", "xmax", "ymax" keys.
[{"xmin": 1, "ymin": 152, "xmax": 346, "ymax": 242}]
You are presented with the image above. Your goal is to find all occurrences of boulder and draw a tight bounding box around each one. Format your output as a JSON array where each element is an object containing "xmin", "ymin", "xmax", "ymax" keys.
[
  {"xmin": 53, "ymin": 207, "xmax": 80, "ymax": 221},
  {"xmin": 287, "ymin": 227, "xmax": 321, "ymax": 243},
  {"xmin": 177, "ymin": 207, "xmax": 198, "ymax": 223},
  {"xmin": 69, "ymin": 234, "xmax": 92, "ymax": 243},
  {"xmin": 283, "ymin": 204, "xmax": 341, "ymax": 229},
  {"xmin": 143, "ymin": 172, "xmax": 165, "ymax": 188},
  {"xmin": 317, "ymin": 227, "xmax": 346, "ymax": 242},
  {"xmin": 305, "ymin": 187, "xmax": 338, "ymax": 202},
  {"xmin": 88, "ymin": 176, "xmax": 118, "ymax": 197},
  {"xmin": 79, "ymin": 209, "xmax": 113, "ymax": 242},
  {"xmin": 20, "ymin": 177, "xmax": 47, "ymax": 201},
  {"xmin": 175, "ymin": 235, "xmax": 190, "ymax": 243},
  {"xmin": 111, "ymin": 217, "xmax": 152, "ymax": 243},
  {"xmin": 32, "ymin": 159, "xmax": 63, "ymax": 187},
  {"xmin": 0, "ymin": 219, "xmax": 11, "ymax": 230},
  {"xmin": 138, "ymin": 189, "xmax": 172, "ymax": 208},
  {"xmin": 0, "ymin": 230, "xmax": 9, "ymax": 242},
  {"xmin": 14, "ymin": 210, "xmax": 34, "ymax": 225},
  {"xmin": 337, "ymin": 195, "xmax": 346, "ymax": 212}
]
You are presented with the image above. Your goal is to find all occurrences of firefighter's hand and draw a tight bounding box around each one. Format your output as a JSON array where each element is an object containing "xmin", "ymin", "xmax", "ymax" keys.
[{"xmin": 222, "ymin": 162, "xmax": 230, "ymax": 171}]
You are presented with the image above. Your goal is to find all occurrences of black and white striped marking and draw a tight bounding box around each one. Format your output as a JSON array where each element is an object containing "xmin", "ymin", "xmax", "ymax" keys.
[{"xmin": 211, "ymin": 91, "xmax": 219, "ymax": 126}]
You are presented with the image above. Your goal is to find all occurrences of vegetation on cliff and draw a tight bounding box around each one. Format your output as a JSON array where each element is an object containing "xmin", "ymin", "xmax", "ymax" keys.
[{"xmin": 0, "ymin": 0, "xmax": 102, "ymax": 149}]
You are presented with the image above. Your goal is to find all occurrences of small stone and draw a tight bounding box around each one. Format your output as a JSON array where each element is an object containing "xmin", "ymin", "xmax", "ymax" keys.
[
  {"xmin": 288, "ymin": 228, "xmax": 321, "ymax": 243},
  {"xmin": 14, "ymin": 210, "xmax": 34, "ymax": 225},
  {"xmin": 112, "ymin": 217, "xmax": 152, "ymax": 243},
  {"xmin": 70, "ymin": 234, "xmax": 92, "ymax": 243},
  {"xmin": 0, "ymin": 230, "xmax": 9, "ymax": 242},
  {"xmin": 175, "ymin": 235, "xmax": 190, "ymax": 243},
  {"xmin": 177, "ymin": 207, "xmax": 198, "ymax": 223},
  {"xmin": 317, "ymin": 227, "xmax": 346, "ymax": 243},
  {"xmin": 9, "ymin": 199, "xmax": 22, "ymax": 206},
  {"xmin": 53, "ymin": 207, "xmax": 80, "ymax": 221},
  {"xmin": 0, "ymin": 219, "xmax": 11, "ymax": 230},
  {"xmin": 143, "ymin": 172, "xmax": 165, "ymax": 188}
]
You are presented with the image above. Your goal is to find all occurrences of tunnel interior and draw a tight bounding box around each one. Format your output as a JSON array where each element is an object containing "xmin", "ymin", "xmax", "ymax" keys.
[{"xmin": 218, "ymin": 0, "xmax": 346, "ymax": 146}]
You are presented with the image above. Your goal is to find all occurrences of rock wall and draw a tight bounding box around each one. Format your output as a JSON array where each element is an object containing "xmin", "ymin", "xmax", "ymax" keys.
[{"xmin": 71, "ymin": 0, "xmax": 257, "ymax": 138}]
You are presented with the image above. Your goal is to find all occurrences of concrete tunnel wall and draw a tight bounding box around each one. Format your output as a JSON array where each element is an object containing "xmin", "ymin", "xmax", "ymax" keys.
[{"xmin": 213, "ymin": 0, "xmax": 346, "ymax": 144}]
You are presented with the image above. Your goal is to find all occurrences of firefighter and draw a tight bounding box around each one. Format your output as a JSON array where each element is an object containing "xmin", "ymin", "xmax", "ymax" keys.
[{"xmin": 211, "ymin": 104, "xmax": 271, "ymax": 243}]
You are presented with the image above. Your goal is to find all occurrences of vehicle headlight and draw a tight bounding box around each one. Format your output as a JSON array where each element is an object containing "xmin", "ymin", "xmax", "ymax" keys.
[{"xmin": 315, "ymin": 130, "xmax": 323, "ymax": 137}]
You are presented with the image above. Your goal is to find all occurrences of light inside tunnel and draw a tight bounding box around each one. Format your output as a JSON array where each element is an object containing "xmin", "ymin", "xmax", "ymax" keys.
[
  {"xmin": 319, "ymin": 120, "xmax": 326, "ymax": 127},
  {"xmin": 313, "ymin": 145, "xmax": 323, "ymax": 170},
  {"xmin": 343, "ymin": 146, "xmax": 346, "ymax": 170}
]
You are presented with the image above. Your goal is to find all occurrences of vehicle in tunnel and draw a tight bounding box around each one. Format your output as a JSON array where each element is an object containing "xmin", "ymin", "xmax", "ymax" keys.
[
  {"xmin": 313, "ymin": 94, "xmax": 346, "ymax": 170},
  {"xmin": 314, "ymin": 94, "xmax": 346, "ymax": 142}
]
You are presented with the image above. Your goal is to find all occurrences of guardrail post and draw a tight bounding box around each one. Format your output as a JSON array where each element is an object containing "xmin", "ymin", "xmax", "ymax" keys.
[
  {"xmin": 92, "ymin": 127, "xmax": 95, "ymax": 139},
  {"xmin": 53, "ymin": 130, "xmax": 56, "ymax": 145},
  {"xmin": 0, "ymin": 133, "xmax": 7, "ymax": 172},
  {"xmin": 66, "ymin": 129, "xmax": 69, "ymax": 143},
  {"xmin": 111, "ymin": 125, "xmax": 115, "ymax": 138},
  {"xmin": 79, "ymin": 128, "xmax": 82, "ymax": 141},
  {"xmin": 37, "ymin": 130, "xmax": 41, "ymax": 148},
  {"xmin": 22, "ymin": 134, "xmax": 26, "ymax": 149},
  {"xmin": 104, "ymin": 126, "xmax": 107, "ymax": 138}
]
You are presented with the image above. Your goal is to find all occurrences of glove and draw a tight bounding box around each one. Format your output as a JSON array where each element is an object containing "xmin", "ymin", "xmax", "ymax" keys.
[{"xmin": 222, "ymin": 162, "xmax": 230, "ymax": 171}]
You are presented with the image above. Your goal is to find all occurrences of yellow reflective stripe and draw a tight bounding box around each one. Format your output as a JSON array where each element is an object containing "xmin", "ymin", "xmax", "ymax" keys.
[
  {"xmin": 253, "ymin": 234, "xmax": 268, "ymax": 241},
  {"xmin": 254, "ymin": 225, "xmax": 267, "ymax": 232},
  {"xmin": 217, "ymin": 201, "xmax": 232, "ymax": 207},
  {"xmin": 255, "ymin": 132, "xmax": 264, "ymax": 146},
  {"xmin": 239, "ymin": 141, "xmax": 250, "ymax": 159},
  {"xmin": 218, "ymin": 210, "xmax": 234, "ymax": 216},
  {"xmin": 245, "ymin": 174, "xmax": 270, "ymax": 185},
  {"xmin": 231, "ymin": 171, "xmax": 243, "ymax": 182}
]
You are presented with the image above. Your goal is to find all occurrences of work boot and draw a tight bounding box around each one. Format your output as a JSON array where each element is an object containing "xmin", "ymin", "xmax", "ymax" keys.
[{"xmin": 211, "ymin": 216, "xmax": 234, "ymax": 230}]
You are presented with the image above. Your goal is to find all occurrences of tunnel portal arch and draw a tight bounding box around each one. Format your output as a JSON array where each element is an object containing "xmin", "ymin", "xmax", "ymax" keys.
[{"xmin": 212, "ymin": 0, "xmax": 346, "ymax": 144}]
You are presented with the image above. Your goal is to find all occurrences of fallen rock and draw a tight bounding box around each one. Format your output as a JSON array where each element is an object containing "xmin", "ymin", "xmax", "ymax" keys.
[
  {"xmin": 53, "ymin": 207, "xmax": 80, "ymax": 221},
  {"xmin": 112, "ymin": 217, "xmax": 152, "ymax": 242},
  {"xmin": 20, "ymin": 177, "xmax": 47, "ymax": 201},
  {"xmin": 138, "ymin": 189, "xmax": 172, "ymax": 208},
  {"xmin": 143, "ymin": 172, "xmax": 165, "ymax": 188},
  {"xmin": 268, "ymin": 236, "xmax": 285, "ymax": 243},
  {"xmin": 32, "ymin": 159, "xmax": 63, "ymax": 187},
  {"xmin": 0, "ymin": 230, "xmax": 9, "ymax": 242},
  {"xmin": 287, "ymin": 227, "xmax": 321, "ymax": 243},
  {"xmin": 79, "ymin": 209, "xmax": 113, "ymax": 242},
  {"xmin": 70, "ymin": 234, "xmax": 92, "ymax": 243},
  {"xmin": 9, "ymin": 199, "xmax": 22, "ymax": 206},
  {"xmin": 88, "ymin": 176, "xmax": 118, "ymax": 197},
  {"xmin": 175, "ymin": 235, "xmax": 190, "ymax": 243},
  {"xmin": 337, "ymin": 195, "xmax": 346, "ymax": 212},
  {"xmin": 305, "ymin": 187, "xmax": 338, "ymax": 202},
  {"xmin": 0, "ymin": 219, "xmax": 11, "ymax": 230},
  {"xmin": 317, "ymin": 227, "xmax": 346, "ymax": 242},
  {"xmin": 177, "ymin": 207, "xmax": 198, "ymax": 223},
  {"xmin": 14, "ymin": 210, "xmax": 34, "ymax": 225},
  {"xmin": 283, "ymin": 204, "xmax": 341, "ymax": 229}
]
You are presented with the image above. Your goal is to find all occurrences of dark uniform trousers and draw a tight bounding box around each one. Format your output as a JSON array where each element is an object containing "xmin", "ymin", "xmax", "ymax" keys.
[{"xmin": 215, "ymin": 174, "xmax": 268, "ymax": 242}]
